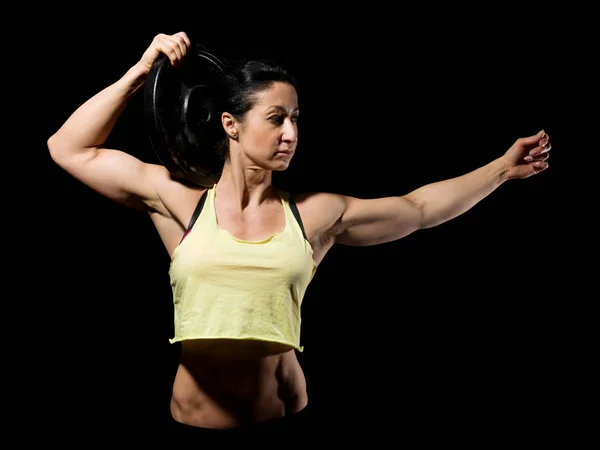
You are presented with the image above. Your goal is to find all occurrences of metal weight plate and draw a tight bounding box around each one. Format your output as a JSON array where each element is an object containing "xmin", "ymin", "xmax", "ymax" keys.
[{"xmin": 144, "ymin": 45, "xmax": 227, "ymax": 187}]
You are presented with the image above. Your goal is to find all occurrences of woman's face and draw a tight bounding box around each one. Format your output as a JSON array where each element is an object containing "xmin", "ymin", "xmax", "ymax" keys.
[{"xmin": 238, "ymin": 82, "xmax": 299, "ymax": 171}]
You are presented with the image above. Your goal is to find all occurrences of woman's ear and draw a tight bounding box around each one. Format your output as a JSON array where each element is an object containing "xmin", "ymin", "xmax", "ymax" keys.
[{"xmin": 221, "ymin": 113, "xmax": 237, "ymax": 138}]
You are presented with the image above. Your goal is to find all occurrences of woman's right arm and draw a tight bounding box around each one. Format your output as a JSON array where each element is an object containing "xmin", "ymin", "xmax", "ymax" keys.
[{"xmin": 47, "ymin": 32, "xmax": 191, "ymax": 212}]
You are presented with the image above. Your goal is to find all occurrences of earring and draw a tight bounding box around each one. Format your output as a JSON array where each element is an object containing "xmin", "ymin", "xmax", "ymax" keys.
[{"xmin": 232, "ymin": 133, "xmax": 238, "ymax": 139}]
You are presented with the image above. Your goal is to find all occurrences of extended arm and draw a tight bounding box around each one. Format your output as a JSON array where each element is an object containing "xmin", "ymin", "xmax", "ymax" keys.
[{"xmin": 334, "ymin": 130, "xmax": 551, "ymax": 246}]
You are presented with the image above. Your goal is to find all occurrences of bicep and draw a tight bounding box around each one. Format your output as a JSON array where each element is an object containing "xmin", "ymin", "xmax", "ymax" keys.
[
  {"xmin": 335, "ymin": 195, "xmax": 423, "ymax": 246},
  {"xmin": 52, "ymin": 146, "xmax": 166, "ymax": 211}
]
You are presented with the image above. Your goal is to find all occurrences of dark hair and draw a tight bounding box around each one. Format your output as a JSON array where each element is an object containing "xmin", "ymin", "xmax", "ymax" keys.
[{"xmin": 215, "ymin": 59, "xmax": 298, "ymax": 159}]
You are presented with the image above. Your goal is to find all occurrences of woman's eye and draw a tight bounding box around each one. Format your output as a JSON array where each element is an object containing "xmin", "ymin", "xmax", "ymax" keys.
[{"xmin": 269, "ymin": 115, "xmax": 299, "ymax": 124}]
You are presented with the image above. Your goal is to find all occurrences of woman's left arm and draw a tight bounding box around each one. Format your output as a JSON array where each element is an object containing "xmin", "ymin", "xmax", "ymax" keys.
[{"xmin": 335, "ymin": 130, "xmax": 551, "ymax": 246}]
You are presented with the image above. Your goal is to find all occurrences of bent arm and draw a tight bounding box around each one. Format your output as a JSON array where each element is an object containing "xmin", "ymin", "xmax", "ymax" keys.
[
  {"xmin": 47, "ymin": 65, "xmax": 161, "ymax": 211},
  {"xmin": 47, "ymin": 32, "xmax": 192, "ymax": 213}
]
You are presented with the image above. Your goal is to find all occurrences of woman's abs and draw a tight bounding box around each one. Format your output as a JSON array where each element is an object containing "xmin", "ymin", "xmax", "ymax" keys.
[{"xmin": 169, "ymin": 339, "xmax": 308, "ymax": 429}]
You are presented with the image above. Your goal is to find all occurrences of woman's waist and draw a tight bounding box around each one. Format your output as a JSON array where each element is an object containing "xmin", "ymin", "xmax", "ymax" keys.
[{"xmin": 172, "ymin": 340, "xmax": 307, "ymax": 427}]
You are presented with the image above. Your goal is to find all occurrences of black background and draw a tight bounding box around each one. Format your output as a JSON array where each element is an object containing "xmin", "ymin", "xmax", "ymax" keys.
[{"xmin": 27, "ymin": 7, "xmax": 592, "ymax": 442}]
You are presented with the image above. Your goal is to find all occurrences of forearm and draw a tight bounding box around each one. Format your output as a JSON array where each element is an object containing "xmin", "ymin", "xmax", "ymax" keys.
[
  {"xmin": 48, "ymin": 64, "xmax": 148, "ymax": 156},
  {"xmin": 405, "ymin": 157, "xmax": 510, "ymax": 229}
]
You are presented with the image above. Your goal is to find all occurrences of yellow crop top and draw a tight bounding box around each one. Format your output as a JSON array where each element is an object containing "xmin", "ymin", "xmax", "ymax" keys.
[{"xmin": 168, "ymin": 185, "xmax": 317, "ymax": 351}]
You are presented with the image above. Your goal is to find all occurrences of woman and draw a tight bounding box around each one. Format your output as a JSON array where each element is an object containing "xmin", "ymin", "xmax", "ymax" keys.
[{"xmin": 47, "ymin": 31, "xmax": 551, "ymax": 433}]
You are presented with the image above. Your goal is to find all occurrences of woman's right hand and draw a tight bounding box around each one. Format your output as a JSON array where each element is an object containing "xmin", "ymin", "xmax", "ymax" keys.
[{"xmin": 136, "ymin": 31, "xmax": 192, "ymax": 76}]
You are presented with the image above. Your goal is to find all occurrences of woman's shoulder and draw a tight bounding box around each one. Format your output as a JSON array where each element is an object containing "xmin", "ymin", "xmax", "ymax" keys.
[
  {"xmin": 289, "ymin": 190, "xmax": 344, "ymax": 203},
  {"xmin": 154, "ymin": 174, "xmax": 210, "ymax": 217},
  {"xmin": 286, "ymin": 191, "xmax": 346, "ymax": 219}
]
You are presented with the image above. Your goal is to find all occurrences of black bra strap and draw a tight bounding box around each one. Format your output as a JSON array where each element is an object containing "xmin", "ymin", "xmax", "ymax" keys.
[
  {"xmin": 288, "ymin": 196, "xmax": 308, "ymax": 241},
  {"xmin": 187, "ymin": 190, "xmax": 307, "ymax": 240},
  {"xmin": 186, "ymin": 190, "xmax": 208, "ymax": 231}
]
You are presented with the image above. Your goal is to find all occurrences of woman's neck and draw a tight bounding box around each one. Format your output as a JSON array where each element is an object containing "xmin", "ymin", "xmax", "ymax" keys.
[{"xmin": 216, "ymin": 162, "xmax": 276, "ymax": 211}]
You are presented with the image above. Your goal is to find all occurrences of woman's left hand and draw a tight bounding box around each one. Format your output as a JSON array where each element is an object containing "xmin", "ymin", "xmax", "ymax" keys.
[{"xmin": 502, "ymin": 129, "xmax": 551, "ymax": 179}]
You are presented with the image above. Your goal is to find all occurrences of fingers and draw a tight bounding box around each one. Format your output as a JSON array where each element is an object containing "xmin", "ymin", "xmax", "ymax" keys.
[
  {"xmin": 171, "ymin": 31, "xmax": 192, "ymax": 61},
  {"xmin": 174, "ymin": 31, "xmax": 192, "ymax": 48},
  {"xmin": 519, "ymin": 129, "xmax": 545, "ymax": 146},
  {"xmin": 530, "ymin": 159, "xmax": 549, "ymax": 174},
  {"xmin": 138, "ymin": 31, "xmax": 192, "ymax": 72},
  {"xmin": 524, "ymin": 152, "xmax": 550, "ymax": 169},
  {"xmin": 152, "ymin": 31, "xmax": 191, "ymax": 67},
  {"xmin": 524, "ymin": 131, "xmax": 552, "ymax": 159},
  {"xmin": 507, "ymin": 129, "xmax": 552, "ymax": 178},
  {"xmin": 525, "ymin": 146, "xmax": 550, "ymax": 173},
  {"xmin": 524, "ymin": 151, "xmax": 550, "ymax": 162},
  {"xmin": 521, "ymin": 130, "xmax": 551, "ymax": 176},
  {"xmin": 538, "ymin": 133, "xmax": 552, "ymax": 154}
]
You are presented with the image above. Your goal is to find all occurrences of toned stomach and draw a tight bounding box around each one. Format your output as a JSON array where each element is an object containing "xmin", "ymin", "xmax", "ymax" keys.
[{"xmin": 170, "ymin": 339, "xmax": 308, "ymax": 429}]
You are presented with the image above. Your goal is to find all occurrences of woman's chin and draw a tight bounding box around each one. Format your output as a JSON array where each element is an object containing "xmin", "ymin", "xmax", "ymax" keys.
[{"xmin": 271, "ymin": 160, "xmax": 292, "ymax": 171}]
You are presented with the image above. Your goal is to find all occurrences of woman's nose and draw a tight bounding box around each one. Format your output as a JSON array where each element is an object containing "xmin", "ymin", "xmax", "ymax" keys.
[{"xmin": 282, "ymin": 120, "xmax": 298, "ymax": 142}]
